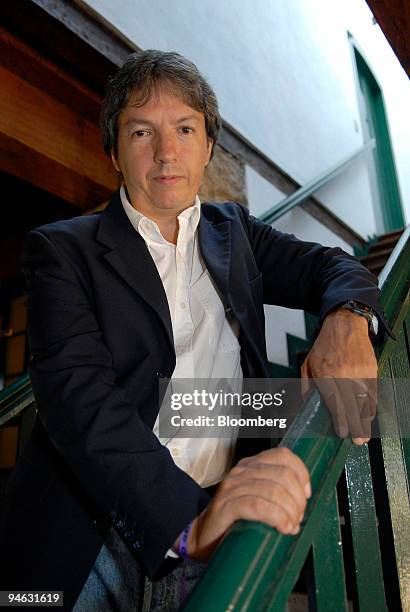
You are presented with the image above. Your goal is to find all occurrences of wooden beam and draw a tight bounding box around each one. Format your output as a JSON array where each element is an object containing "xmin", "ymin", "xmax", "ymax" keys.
[
  {"xmin": 0, "ymin": 0, "xmax": 122, "ymax": 92},
  {"xmin": 0, "ymin": 133, "xmax": 115, "ymax": 210},
  {"xmin": 31, "ymin": 0, "xmax": 132, "ymax": 68},
  {"xmin": 0, "ymin": 25, "xmax": 102, "ymax": 125},
  {"xmin": 365, "ymin": 0, "xmax": 410, "ymax": 78},
  {"xmin": 0, "ymin": 66, "xmax": 119, "ymax": 208}
]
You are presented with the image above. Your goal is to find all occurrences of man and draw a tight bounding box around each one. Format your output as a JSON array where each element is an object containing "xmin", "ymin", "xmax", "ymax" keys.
[{"xmin": 0, "ymin": 50, "xmax": 390, "ymax": 611}]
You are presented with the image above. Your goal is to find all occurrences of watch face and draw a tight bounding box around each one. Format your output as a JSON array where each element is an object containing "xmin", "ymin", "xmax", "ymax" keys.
[
  {"xmin": 349, "ymin": 300, "xmax": 371, "ymax": 314},
  {"xmin": 370, "ymin": 314, "xmax": 379, "ymax": 336},
  {"xmin": 342, "ymin": 301, "xmax": 379, "ymax": 337}
]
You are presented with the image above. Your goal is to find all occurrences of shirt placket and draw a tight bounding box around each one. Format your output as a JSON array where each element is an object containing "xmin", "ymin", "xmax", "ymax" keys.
[
  {"xmin": 168, "ymin": 216, "xmax": 196, "ymax": 463},
  {"xmin": 173, "ymin": 217, "xmax": 195, "ymax": 379}
]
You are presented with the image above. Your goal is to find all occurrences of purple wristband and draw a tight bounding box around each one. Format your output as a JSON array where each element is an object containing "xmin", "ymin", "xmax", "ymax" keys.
[{"xmin": 178, "ymin": 520, "xmax": 193, "ymax": 559}]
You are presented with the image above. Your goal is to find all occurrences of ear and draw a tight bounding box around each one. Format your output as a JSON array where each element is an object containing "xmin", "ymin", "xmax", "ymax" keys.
[
  {"xmin": 110, "ymin": 149, "xmax": 121, "ymax": 173},
  {"xmin": 205, "ymin": 138, "xmax": 214, "ymax": 167}
]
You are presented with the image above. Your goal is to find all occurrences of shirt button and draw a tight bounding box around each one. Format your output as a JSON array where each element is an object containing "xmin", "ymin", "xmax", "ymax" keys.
[
  {"xmin": 180, "ymin": 302, "xmax": 186, "ymax": 309},
  {"xmin": 171, "ymin": 448, "xmax": 180, "ymax": 458}
]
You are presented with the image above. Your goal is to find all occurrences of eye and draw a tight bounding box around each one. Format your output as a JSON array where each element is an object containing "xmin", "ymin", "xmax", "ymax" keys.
[
  {"xmin": 179, "ymin": 126, "xmax": 194, "ymax": 134},
  {"xmin": 131, "ymin": 129, "xmax": 151, "ymax": 137}
]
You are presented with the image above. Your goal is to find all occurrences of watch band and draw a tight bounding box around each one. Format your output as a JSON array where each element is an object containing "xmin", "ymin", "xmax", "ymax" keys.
[{"xmin": 339, "ymin": 300, "xmax": 379, "ymax": 338}]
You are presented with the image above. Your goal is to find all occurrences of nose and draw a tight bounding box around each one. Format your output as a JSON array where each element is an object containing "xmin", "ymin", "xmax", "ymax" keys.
[{"xmin": 153, "ymin": 131, "xmax": 178, "ymax": 164}]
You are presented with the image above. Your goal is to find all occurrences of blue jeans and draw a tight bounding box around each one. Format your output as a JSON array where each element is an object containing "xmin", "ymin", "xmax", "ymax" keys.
[{"xmin": 72, "ymin": 526, "xmax": 208, "ymax": 611}]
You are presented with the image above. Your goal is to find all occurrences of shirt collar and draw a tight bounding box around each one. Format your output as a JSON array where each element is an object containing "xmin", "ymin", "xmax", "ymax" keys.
[{"xmin": 120, "ymin": 185, "xmax": 201, "ymax": 245}]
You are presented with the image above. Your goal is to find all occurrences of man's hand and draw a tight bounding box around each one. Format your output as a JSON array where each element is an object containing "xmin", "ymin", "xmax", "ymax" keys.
[
  {"xmin": 301, "ymin": 308, "xmax": 378, "ymax": 445},
  {"xmin": 175, "ymin": 447, "xmax": 311, "ymax": 562}
]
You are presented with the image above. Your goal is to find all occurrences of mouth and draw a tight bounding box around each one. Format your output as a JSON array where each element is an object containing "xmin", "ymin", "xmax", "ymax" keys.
[{"xmin": 153, "ymin": 176, "xmax": 184, "ymax": 184}]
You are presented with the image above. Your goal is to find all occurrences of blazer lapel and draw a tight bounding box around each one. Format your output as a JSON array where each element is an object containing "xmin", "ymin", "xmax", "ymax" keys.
[
  {"xmin": 198, "ymin": 212, "xmax": 231, "ymax": 308},
  {"xmin": 96, "ymin": 191, "xmax": 174, "ymax": 351}
]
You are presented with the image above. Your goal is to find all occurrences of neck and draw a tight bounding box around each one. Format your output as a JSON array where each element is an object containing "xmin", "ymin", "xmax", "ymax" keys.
[
  {"xmin": 157, "ymin": 218, "xmax": 179, "ymax": 244},
  {"xmin": 124, "ymin": 186, "xmax": 196, "ymax": 245}
]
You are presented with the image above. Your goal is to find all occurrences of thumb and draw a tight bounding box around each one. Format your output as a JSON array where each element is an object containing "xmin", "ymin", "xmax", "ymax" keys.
[{"xmin": 300, "ymin": 356, "xmax": 313, "ymax": 401}]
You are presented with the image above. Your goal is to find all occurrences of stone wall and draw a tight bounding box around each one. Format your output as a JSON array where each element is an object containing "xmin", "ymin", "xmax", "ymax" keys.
[{"xmin": 199, "ymin": 144, "xmax": 247, "ymax": 206}]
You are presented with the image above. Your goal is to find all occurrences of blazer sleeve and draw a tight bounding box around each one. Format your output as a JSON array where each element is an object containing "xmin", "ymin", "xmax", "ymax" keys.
[
  {"xmin": 237, "ymin": 204, "xmax": 392, "ymax": 340},
  {"xmin": 22, "ymin": 228, "xmax": 210, "ymax": 579}
]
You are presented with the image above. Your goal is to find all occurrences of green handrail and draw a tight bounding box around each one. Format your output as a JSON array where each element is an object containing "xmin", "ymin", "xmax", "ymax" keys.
[
  {"xmin": 260, "ymin": 139, "xmax": 376, "ymax": 224},
  {"xmin": 0, "ymin": 372, "xmax": 33, "ymax": 427},
  {"xmin": 182, "ymin": 227, "xmax": 410, "ymax": 610}
]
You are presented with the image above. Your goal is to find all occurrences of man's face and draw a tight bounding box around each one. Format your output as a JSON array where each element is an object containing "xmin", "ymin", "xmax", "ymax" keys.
[{"xmin": 111, "ymin": 85, "xmax": 213, "ymax": 216}]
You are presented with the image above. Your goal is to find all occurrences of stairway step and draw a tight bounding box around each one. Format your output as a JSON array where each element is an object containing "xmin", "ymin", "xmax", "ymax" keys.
[
  {"xmin": 360, "ymin": 263, "xmax": 385, "ymax": 276},
  {"xmin": 368, "ymin": 236, "xmax": 401, "ymax": 255},
  {"xmin": 360, "ymin": 249, "xmax": 392, "ymax": 268},
  {"xmin": 376, "ymin": 229, "xmax": 403, "ymax": 243},
  {"xmin": 368, "ymin": 265, "xmax": 383, "ymax": 276}
]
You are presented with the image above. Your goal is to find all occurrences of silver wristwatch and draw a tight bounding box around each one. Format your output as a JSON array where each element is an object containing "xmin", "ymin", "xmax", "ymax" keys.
[{"xmin": 339, "ymin": 300, "xmax": 379, "ymax": 338}]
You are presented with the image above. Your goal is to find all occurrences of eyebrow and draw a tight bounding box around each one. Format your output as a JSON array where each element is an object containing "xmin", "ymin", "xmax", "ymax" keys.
[{"xmin": 124, "ymin": 115, "xmax": 200, "ymax": 128}]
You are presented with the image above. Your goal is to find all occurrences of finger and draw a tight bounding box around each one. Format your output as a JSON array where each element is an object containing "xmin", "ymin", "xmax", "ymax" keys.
[
  {"xmin": 315, "ymin": 377, "xmax": 349, "ymax": 437},
  {"xmin": 222, "ymin": 494, "xmax": 300, "ymax": 535},
  {"xmin": 300, "ymin": 359, "xmax": 312, "ymax": 400},
  {"xmin": 221, "ymin": 477, "xmax": 304, "ymax": 529},
  {"xmin": 350, "ymin": 379, "xmax": 377, "ymax": 443},
  {"xmin": 352, "ymin": 437, "xmax": 370, "ymax": 445},
  {"xmin": 352, "ymin": 393, "xmax": 373, "ymax": 445},
  {"xmin": 322, "ymin": 391, "xmax": 350, "ymax": 438},
  {"xmin": 245, "ymin": 447, "xmax": 311, "ymax": 497},
  {"xmin": 340, "ymin": 380, "xmax": 369, "ymax": 440},
  {"xmin": 300, "ymin": 377, "xmax": 313, "ymax": 401},
  {"xmin": 226, "ymin": 465, "xmax": 307, "ymax": 517},
  {"xmin": 367, "ymin": 378, "xmax": 378, "ymax": 419},
  {"xmin": 360, "ymin": 396, "xmax": 373, "ymax": 436}
]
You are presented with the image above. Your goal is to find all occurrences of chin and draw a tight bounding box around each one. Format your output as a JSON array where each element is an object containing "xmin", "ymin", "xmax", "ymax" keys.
[{"xmin": 153, "ymin": 195, "xmax": 194, "ymax": 211}]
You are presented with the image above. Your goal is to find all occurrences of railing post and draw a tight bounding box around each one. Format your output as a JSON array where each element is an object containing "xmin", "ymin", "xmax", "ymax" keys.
[
  {"xmin": 344, "ymin": 446, "xmax": 387, "ymax": 610},
  {"xmin": 312, "ymin": 488, "xmax": 348, "ymax": 611}
]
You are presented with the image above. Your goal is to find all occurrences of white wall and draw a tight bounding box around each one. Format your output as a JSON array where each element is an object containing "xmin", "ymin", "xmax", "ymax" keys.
[
  {"xmin": 343, "ymin": 0, "xmax": 410, "ymax": 226},
  {"xmin": 80, "ymin": 0, "xmax": 410, "ymax": 234}
]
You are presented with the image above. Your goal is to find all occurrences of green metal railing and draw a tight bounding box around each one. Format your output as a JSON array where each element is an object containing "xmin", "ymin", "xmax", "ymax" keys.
[
  {"xmin": 183, "ymin": 226, "xmax": 410, "ymax": 611},
  {"xmin": 260, "ymin": 140, "xmax": 376, "ymax": 225},
  {"xmin": 0, "ymin": 373, "xmax": 33, "ymax": 427}
]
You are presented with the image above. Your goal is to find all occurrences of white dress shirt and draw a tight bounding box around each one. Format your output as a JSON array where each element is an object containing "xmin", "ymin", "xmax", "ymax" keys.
[{"xmin": 120, "ymin": 186, "xmax": 243, "ymax": 487}]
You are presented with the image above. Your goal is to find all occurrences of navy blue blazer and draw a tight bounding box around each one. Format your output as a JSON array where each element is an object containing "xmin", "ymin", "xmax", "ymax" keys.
[{"xmin": 0, "ymin": 190, "xmax": 390, "ymax": 609}]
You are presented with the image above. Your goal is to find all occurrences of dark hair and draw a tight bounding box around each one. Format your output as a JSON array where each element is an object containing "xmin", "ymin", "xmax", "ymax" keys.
[{"xmin": 100, "ymin": 49, "xmax": 221, "ymax": 160}]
